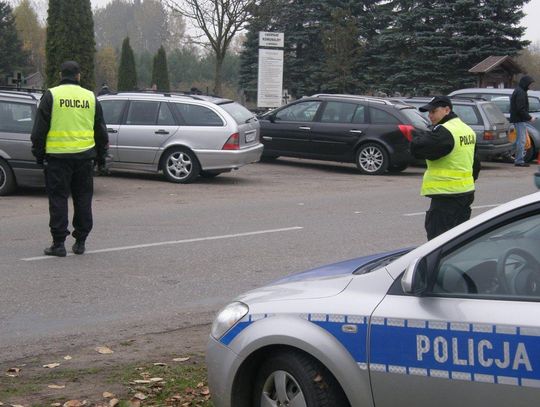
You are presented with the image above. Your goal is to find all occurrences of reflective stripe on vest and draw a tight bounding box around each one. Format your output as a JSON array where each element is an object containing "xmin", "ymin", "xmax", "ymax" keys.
[
  {"xmin": 46, "ymin": 85, "xmax": 96, "ymax": 154},
  {"xmin": 421, "ymin": 117, "xmax": 476, "ymax": 196}
]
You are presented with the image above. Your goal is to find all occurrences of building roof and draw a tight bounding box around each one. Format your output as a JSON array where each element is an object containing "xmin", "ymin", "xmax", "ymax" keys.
[{"xmin": 469, "ymin": 56, "xmax": 523, "ymax": 74}]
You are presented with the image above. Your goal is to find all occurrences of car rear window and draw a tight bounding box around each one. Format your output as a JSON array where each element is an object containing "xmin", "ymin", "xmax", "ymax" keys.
[
  {"xmin": 173, "ymin": 103, "xmax": 224, "ymax": 126},
  {"xmin": 453, "ymin": 105, "xmax": 481, "ymax": 125},
  {"xmin": 482, "ymin": 102, "xmax": 508, "ymax": 125},
  {"xmin": 0, "ymin": 101, "xmax": 35, "ymax": 133},
  {"xmin": 218, "ymin": 101, "xmax": 255, "ymax": 124},
  {"xmin": 399, "ymin": 107, "xmax": 429, "ymax": 129}
]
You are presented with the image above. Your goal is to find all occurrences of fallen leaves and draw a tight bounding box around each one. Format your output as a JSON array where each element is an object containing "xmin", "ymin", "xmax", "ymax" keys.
[
  {"xmin": 47, "ymin": 384, "xmax": 66, "ymax": 389},
  {"xmin": 172, "ymin": 356, "xmax": 190, "ymax": 362},
  {"xmin": 5, "ymin": 367, "xmax": 21, "ymax": 377},
  {"xmin": 95, "ymin": 346, "xmax": 114, "ymax": 354},
  {"xmin": 43, "ymin": 363, "xmax": 61, "ymax": 369}
]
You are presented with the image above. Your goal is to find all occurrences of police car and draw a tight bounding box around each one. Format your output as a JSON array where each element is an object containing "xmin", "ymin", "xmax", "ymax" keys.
[{"xmin": 207, "ymin": 191, "xmax": 540, "ymax": 407}]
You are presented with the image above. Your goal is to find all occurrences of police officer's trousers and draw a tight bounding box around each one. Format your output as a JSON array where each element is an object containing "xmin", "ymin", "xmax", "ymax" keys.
[
  {"xmin": 425, "ymin": 193, "xmax": 474, "ymax": 240},
  {"xmin": 44, "ymin": 157, "xmax": 94, "ymax": 243}
]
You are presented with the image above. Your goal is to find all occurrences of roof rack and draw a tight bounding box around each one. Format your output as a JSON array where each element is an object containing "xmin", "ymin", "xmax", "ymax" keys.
[
  {"xmin": 310, "ymin": 93, "xmax": 393, "ymax": 105},
  {"xmin": 106, "ymin": 89, "xmax": 224, "ymax": 101},
  {"xmin": 0, "ymin": 87, "xmax": 42, "ymax": 101}
]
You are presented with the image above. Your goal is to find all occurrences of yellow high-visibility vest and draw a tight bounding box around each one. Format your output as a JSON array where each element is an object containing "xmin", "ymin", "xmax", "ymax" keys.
[
  {"xmin": 421, "ymin": 117, "xmax": 476, "ymax": 196},
  {"xmin": 45, "ymin": 84, "xmax": 96, "ymax": 154}
]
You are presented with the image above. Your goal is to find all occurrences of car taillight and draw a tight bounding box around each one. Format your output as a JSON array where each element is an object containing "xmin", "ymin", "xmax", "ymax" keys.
[
  {"xmin": 483, "ymin": 131, "xmax": 495, "ymax": 140},
  {"xmin": 398, "ymin": 124, "xmax": 414, "ymax": 141},
  {"xmin": 222, "ymin": 133, "xmax": 240, "ymax": 150}
]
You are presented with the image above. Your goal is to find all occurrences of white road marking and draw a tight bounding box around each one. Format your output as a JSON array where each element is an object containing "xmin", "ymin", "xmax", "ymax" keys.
[
  {"xmin": 403, "ymin": 204, "xmax": 500, "ymax": 217},
  {"xmin": 21, "ymin": 226, "xmax": 303, "ymax": 261}
]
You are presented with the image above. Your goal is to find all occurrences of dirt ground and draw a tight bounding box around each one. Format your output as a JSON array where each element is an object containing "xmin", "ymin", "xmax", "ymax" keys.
[{"xmin": 0, "ymin": 324, "xmax": 213, "ymax": 407}]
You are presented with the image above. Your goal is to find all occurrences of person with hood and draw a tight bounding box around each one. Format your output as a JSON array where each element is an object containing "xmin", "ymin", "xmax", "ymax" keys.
[
  {"xmin": 510, "ymin": 75, "xmax": 536, "ymax": 167},
  {"xmin": 411, "ymin": 96, "xmax": 481, "ymax": 240}
]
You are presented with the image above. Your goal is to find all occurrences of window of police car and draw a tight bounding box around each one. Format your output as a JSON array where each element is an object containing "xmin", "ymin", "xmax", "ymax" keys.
[{"xmin": 432, "ymin": 212, "xmax": 540, "ymax": 299}]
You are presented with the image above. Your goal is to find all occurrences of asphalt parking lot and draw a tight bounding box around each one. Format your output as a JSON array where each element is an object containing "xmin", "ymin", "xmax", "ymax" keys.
[{"xmin": 0, "ymin": 158, "xmax": 537, "ymax": 362}]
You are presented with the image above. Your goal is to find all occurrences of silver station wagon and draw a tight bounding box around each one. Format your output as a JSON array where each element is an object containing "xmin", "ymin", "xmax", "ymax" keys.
[
  {"xmin": 207, "ymin": 191, "xmax": 540, "ymax": 407},
  {"xmin": 0, "ymin": 90, "xmax": 42, "ymax": 195},
  {"xmin": 98, "ymin": 92, "xmax": 263, "ymax": 183}
]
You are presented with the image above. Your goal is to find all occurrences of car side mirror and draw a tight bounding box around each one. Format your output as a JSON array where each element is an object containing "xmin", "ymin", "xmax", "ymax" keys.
[{"xmin": 401, "ymin": 257, "xmax": 428, "ymax": 295}]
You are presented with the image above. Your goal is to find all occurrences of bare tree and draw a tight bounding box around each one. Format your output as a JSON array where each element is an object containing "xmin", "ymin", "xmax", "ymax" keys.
[{"xmin": 163, "ymin": 0, "xmax": 255, "ymax": 95}]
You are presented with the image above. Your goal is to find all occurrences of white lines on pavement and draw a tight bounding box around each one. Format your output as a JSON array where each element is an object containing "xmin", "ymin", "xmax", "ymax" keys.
[
  {"xmin": 403, "ymin": 204, "xmax": 500, "ymax": 217},
  {"xmin": 21, "ymin": 226, "xmax": 304, "ymax": 262}
]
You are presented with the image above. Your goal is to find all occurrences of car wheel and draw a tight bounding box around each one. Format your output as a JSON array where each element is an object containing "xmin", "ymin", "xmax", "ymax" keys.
[
  {"xmin": 252, "ymin": 350, "xmax": 348, "ymax": 407},
  {"xmin": 0, "ymin": 158, "xmax": 16, "ymax": 196},
  {"xmin": 356, "ymin": 143, "xmax": 389, "ymax": 175},
  {"xmin": 199, "ymin": 170, "xmax": 222, "ymax": 178},
  {"xmin": 160, "ymin": 148, "xmax": 200, "ymax": 183},
  {"xmin": 388, "ymin": 163, "xmax": 408, "ymax": 173}
]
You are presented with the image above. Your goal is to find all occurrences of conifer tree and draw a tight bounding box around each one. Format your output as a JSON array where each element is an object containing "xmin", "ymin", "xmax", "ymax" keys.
[
  {"xmin": 151, "ymin": 46, "xmax": 170, "ymax": 91},
  {"xmin": 0, "ymin": 1, "xmax": 27, "ymax": 84},
  {"xmin": 117, "ymin": 37, "xmax": 137, "ymax": 91},
  {"xmin": 45, "ymin": 0, "xmax": 95, "ymax": 89}
]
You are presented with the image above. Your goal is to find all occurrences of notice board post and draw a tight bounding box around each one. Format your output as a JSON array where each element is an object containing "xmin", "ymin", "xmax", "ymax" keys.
[{"xmin": 257, "ymin": 32, "xmax": 284, "ymax": 109}]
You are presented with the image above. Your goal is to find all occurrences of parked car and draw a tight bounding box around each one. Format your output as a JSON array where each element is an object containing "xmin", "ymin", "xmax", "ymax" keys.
[
  {"xmin": 98, "ymin": 92, "xmax": 263, "ymax": 183},
  {"xmin": 448, "ymin": 88, "xmax": 540, "ymax": 162},
  {"xmin": 258, "ymin": 94, "xmax": 430, "ymax": 175},
  {"xmin": 207, "ymin": 191, "xmax": 540, "ymax": 407},
  {"xmin": 0, "ymin": 90, "xmax": 42, "ymax": 195},
  {"xmin": 393, "ymin": 96, "xmax": 512, "ymax": 161}
]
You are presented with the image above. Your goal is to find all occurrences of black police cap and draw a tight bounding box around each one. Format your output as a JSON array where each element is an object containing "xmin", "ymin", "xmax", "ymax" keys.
[
  {"xmin": 419, "ymin": 96, "xmax": 453, "ymax": 112},
  {"xmin": 60, "ymin": 61, "xmax": 80, "ymax": 78}
]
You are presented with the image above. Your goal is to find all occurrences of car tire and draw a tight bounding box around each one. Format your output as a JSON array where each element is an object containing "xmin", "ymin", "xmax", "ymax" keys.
[
  {"xmin": 160, "ymin": 148, "xmax": 200, "ymax": 183},
  {"xmin": 0, "ymin": 158, "xmax": 16, "ymax": 196},
  {"xmin": 356, "ymin": 143, "xmax": 389, "ymax": 175},
  {"xmin": 252, "ymin": 350, "xmax": 348, "ymax": 407},
  {"xmin": 388, "ymin": 163, "xmax": 408, "ymax": 173},
  {"xmin": 199, "ymin": 170, "xmax": 222, "ymax": 178}
]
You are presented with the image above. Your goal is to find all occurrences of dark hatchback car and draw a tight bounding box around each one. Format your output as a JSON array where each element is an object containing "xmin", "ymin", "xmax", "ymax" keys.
[{"xmin": 258, "ymin": 94, "xmax": 429, "ymax": 174}]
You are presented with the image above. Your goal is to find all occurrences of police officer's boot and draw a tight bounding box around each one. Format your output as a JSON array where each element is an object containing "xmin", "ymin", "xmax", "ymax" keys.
[
  {"xmin": 44, "ymin": 242, "xmax": 67, "ymax": 257},
  {"xmin": 72, "ymin": 240, "xmax": 86, "ymax": 255}
]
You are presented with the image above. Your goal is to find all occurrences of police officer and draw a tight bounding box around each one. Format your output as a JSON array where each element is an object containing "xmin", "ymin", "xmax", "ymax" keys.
[
  {"xmin": 411, "ymin": 96, "xmax": 481, "ymax": 240},
  {"xmin": 31, "ymin": 61, "xmax": 109, "ymax": 257}
]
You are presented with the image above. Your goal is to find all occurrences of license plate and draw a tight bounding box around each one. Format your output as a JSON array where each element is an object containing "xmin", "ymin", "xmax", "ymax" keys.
[{"xmin": 245, "ymin": 131, "xmax": 256, "ymax": 142}]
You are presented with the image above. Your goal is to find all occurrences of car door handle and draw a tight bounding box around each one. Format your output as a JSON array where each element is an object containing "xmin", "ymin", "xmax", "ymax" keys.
[
  {"xmin": 155, "ymin": 130, "xmax": 170, "ymax": 135},
  {"xmin": 349, "ymin": 129, "xmax": 363, "ymax": 134},
  {"xmin": 298, "ymin": 126, "xmax": 311, "ymax": 130},
  {"xmin": 107, "ymin": 128, "xmax": 118, "ymax": 133}
]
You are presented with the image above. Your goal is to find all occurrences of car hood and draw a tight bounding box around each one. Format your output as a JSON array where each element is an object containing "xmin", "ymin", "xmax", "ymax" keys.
[{"xmin": 236, "ymin": 248, "xmax": 410, "ymax": 303}]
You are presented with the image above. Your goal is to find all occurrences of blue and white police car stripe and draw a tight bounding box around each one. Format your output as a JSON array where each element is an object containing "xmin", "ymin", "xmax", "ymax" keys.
[
  {"xmin": 220, "ymin": 313, "xmax": 540, "ymax": 388},
  {"xmin": 371, "ymin": 317, "xmax": 540, "ymax": 388}
]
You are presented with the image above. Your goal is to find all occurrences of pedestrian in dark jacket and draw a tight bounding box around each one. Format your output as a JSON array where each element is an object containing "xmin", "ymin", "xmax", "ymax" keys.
[
  {"xmin": 411, "ymin": 96, "xmax": 481, "ymax": 240},
  {"xmin": 31, "ymin": 61, "xmax": 109, "ymax": 257},
  {"xmin": 510, "ymin": 75, "xmax": 536, "ymax": 167}
]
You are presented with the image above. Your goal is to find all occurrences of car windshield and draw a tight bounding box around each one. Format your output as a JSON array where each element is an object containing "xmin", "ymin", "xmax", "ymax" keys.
[
  {"xmin": 400, "ymin": 107, "xmax": 430, "ymax": 129},
  {"xmin": 218, "ymin": 101, "xmax": 255, "ymax": 124},
  {"xmin": 482, "ymin": 102, "xmax": 508, "ymax": 125}
]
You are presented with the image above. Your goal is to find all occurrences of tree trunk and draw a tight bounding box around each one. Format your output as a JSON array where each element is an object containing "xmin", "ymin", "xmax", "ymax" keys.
[{"xmin": 214, "ymin": 53, "xmax": 223, "ymax": 96}]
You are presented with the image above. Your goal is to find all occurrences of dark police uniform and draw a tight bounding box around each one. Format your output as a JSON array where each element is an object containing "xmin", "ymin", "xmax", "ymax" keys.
[
  {"xmin": 31, "ymin": 61, "xmax": 108, "ymax": 256},
  {"xmin": 411, "ymin": 97, "xmax": 481, "ymax": 240}
]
